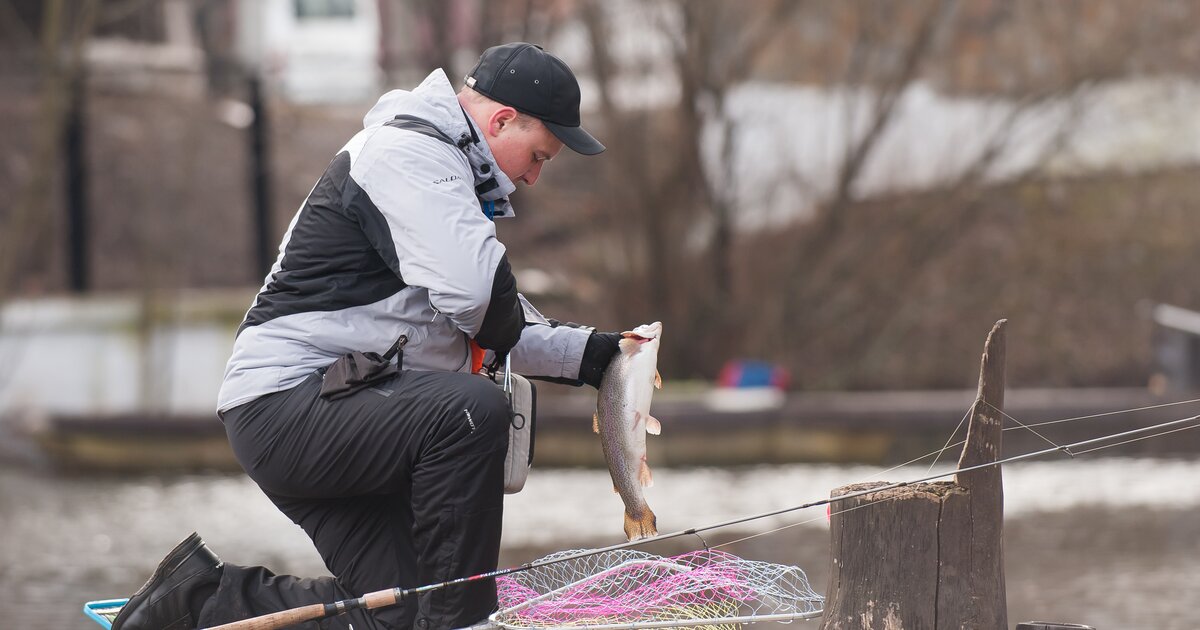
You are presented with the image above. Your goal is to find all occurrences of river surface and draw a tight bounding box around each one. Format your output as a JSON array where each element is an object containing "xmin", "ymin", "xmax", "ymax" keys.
[{"xmin": 2, "ymin": 457, "xmax": 1198, "ymax": 629}]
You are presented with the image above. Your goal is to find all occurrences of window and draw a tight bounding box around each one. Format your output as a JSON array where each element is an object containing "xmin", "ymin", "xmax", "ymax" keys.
[{"xmin": 294, "ymin": 0, "xmax": 356, "ymax": 19}]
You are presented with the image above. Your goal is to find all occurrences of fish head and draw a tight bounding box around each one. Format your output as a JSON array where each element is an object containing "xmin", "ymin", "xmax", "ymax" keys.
[{"xmin": 619, "ymin": 321, "xmax": 662, "ymax": 354}]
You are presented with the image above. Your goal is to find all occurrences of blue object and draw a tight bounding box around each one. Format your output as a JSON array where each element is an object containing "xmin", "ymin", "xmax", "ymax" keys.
[
  {"xmin": 717, "ymin": 359, "xmax": 789, "ymax": 389},
  {"xmin": 84, "ymin": 599, "xmax": 128, "ymax": 629}
]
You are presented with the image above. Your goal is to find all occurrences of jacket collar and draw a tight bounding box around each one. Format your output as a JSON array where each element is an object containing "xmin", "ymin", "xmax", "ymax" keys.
[
  {"xmin": 363, "ymin": 70, "xmax": 516, "ymax": 217},
  {"xmin": 457, "ymin": 107, "xmax": 516, "ymax": 217}
]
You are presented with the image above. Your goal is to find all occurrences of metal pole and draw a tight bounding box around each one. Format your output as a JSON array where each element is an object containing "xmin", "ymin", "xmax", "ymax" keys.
[
  {"xmin": 65, "ymin": 67, "xmax": 89, "ymax": 292},
  {"xmin": 248, "ymin": 74, "xmax": 273, "ymax": 279}
]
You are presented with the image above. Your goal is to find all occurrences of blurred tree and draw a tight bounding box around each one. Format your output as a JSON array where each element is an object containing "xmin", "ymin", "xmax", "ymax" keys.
[
  {"xmin": 763, "ymin": 1, "xmax": 1200, "ymax": 388},
  {"xmin": 379, "ymin": 0, "xmax": 569, "ymax": 87},
  {"xmin": 5, "ymin": 0, "xmax": 1200, "ymax": 391},
  {"xmin": 579, "ymin": 0, "xmax": 809, "ymax": 375},
  {"xmin": 0, "ymin": 0, "xmax": 98, "ymax": 303},
  {"xmin": 574, "ymin": 0, "xmax": 1200, "ymax": 387}
]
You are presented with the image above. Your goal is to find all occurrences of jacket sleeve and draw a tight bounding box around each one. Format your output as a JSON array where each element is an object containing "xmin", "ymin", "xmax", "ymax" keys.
[
  {"xmin": 506, "ymin": 294, "xmax": 592, "ymax": 380},
  {"xmin": 350, "ymin": 131, "xmax": 523, "ymax": 353}
]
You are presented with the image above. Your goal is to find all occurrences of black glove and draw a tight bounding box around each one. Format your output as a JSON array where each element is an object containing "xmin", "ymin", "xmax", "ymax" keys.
[{"xmin": 579, "ymin": 332, "xmax": 622, "ymax": 389}]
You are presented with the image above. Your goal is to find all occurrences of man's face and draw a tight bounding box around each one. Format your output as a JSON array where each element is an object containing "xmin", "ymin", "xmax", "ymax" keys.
[{"xmin": 485, "ymin": 109, "xmax": 564, "ymax": 187}]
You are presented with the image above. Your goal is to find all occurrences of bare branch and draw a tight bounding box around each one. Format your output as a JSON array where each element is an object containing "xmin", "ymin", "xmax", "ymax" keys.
[
  {"xmin": 0, "ymin": 0, "xmax": 37, "ymax": 47},
  {"xmin": 716, "ymin": 0, "xmax": 805, "ymax": 86},
  {"xmin": 829, "ymin": 0, "xmax": 956, "ymax": 218},
  {"xmin": 95, "ymin": 0, "xmax": 161, "ymax": 29}
]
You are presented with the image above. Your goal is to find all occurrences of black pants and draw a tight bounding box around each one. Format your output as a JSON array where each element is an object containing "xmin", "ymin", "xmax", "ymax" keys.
[{"xmin": 201, "ymin": 370, "xmax": 511, "ymax": 630}]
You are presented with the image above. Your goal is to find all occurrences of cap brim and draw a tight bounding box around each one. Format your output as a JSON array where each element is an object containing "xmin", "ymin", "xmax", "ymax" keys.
[{"xmin": 544, "ymin": 120, "xmax": 605, "ymax": 155}]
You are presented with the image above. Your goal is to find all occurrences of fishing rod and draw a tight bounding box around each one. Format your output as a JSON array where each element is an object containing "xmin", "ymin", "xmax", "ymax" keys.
[{"xmin": 201, "ymin": 412, "xmax": 1200, "ymax": 630}]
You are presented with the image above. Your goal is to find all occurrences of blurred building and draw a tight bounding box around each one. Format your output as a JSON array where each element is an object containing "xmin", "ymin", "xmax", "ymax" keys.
[
  {"xmin": 1152, "ymin": 304, "xmax": 1200, "ymax": 393},
  {"xmin": 4, "ymin": 0, "xmax": 1200, "ymax": 401},
  {"xmin": 51, "ymin": 0, "xmax": 387, "ymax": 103},
  {"xmin": 233, "ymin": 0, "xmax": 382, "ymax": 103}
]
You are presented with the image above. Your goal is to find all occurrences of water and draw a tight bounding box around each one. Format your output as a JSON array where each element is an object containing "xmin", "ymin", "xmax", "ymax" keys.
[{"xmin": 2, "ymin": 458, "xmax": 1198, "ymax": 629}]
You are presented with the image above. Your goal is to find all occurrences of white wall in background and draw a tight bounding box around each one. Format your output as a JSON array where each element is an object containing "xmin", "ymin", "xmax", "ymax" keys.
[
  {"xmin": 0, "ymin": 294, "xmax": 242, "ymax": 417},
  {"xmin": 236, "ymin": 0, "xmax": 382, "ymax": 104}
]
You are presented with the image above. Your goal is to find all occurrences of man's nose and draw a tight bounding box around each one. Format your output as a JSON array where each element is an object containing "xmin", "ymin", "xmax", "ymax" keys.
[{"xmin": 523, "ymin": 161, "xmax": 544, "ymax": 186}]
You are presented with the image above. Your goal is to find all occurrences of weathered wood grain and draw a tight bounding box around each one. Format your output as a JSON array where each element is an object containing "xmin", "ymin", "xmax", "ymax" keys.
[{"xmin": 821, "ymin": 320, "xmax": 1009, "ymax": 629}]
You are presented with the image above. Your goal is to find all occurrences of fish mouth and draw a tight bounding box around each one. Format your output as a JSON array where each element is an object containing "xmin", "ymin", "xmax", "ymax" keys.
[
  {"xmin": 621, "ymin": 332, "xmax": 655, "ymax": 344},
  {"xmin": 621, "ymin": 321, "xmax": 663, "ymax": 343}
]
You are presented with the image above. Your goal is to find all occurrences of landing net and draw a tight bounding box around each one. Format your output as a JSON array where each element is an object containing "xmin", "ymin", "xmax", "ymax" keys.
[{"xmin": 491, "ymin": 549, "xmax": 824, "ymax": 630}]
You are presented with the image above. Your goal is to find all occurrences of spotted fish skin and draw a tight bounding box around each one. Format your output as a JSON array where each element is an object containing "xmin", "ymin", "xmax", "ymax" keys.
[{"xmin": 594, "ymin": 321, "xmax": 663, "ymax": 541}]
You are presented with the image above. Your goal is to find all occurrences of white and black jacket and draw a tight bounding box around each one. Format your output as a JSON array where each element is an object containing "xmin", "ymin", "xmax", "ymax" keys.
[{"xmin": 218, "ymin": 70, "xmax": 591, "ymax": 413}]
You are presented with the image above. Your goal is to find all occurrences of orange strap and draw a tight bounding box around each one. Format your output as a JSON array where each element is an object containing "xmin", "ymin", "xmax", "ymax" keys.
[{"xmin": 470, "ymin": 340, "xmax": 486, "ymax": 374}]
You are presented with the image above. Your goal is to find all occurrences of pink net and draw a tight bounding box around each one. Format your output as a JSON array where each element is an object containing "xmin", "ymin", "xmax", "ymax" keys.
[{"xmin": 493, "ymin": 549, "xmax": 822, "ymax": 629}]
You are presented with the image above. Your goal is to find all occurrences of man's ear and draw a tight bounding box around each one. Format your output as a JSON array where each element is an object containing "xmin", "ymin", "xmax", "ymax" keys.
[{"xmin": 488, "ymin": 106, "xmax": 520, "ymax": 137}]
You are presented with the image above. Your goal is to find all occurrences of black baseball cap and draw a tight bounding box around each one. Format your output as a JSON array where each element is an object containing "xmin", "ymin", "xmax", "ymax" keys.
[{"xmin": 465, "ymin": 42, "xmax": 605, "ymax": 156}]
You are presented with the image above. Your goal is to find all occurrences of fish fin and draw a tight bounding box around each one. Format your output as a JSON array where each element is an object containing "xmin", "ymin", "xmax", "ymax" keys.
[
  {"xmin": 592, "ymin": 412, "xmax": 599, "ymax": 434},
  {"xmin": 624, "ymin": 507, "xmax": 658, "ymax": 541},
  {"xmin": 655, "ymin": 370, "xmax": 663, "ymax": 389},
  {"xmin": 646, "ymin": 415, "xmax": 661, "ymax": 435},
  {"xmin": 639, "ymin": 460, "xmax": 654, "ymax": 487}
]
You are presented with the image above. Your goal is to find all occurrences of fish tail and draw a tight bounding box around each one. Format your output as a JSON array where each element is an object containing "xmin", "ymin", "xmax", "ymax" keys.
[{"xmin": 623, "ymin": 506, "xmax": 658, "ymax": 541}]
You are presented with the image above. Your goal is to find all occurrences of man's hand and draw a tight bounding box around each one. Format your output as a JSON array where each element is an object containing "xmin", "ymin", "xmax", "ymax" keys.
[{"xmin": 579, "ymin": 332, "xmax": 622, "ymax": 388}]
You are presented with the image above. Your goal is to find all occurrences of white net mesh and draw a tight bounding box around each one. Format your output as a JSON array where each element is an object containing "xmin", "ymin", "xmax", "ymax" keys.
[{"xmin": 491, "ymin": 549, "xmax": 824, "ymax": 630}]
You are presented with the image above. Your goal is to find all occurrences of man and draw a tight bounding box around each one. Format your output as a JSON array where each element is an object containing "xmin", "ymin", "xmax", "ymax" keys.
[{"xmin": 113, "ymin": 42, "xmax": 622, "ymax": 630}]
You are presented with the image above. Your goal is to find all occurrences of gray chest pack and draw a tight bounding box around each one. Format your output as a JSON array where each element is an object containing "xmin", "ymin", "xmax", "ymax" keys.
[
  {"xmin": 386, "ymin": 114, "xmax": 535, "ymax": 493},
  {"xmin": 497, "ymin": 357, "xmax": 536, "ymax": 494}
]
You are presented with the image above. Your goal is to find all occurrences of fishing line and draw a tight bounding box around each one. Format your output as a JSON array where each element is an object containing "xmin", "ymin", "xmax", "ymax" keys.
[
  {"xmin": 866, "ymin": 395, "xmax": 1200, "ymax": 485},
  {"xmin": 206, "ymin": 412, "xmax": 1200, "ymax": 630},
  {"xmin": 479, "ymin": 402, "xmax": 1200, "ymax": 630},
  {"xmin": 716, "ymin": 411, "xmax": 1200, "ymax": 551},
  {"xmin": 491, "ymin": 420, "xmax": 1173, "ymax": 570},
  {"xmin": 465, "ymin": 411, "xmax": 1200, "ymax": 630},
  {"xmin": 981, "ymin": 400, "xmax": 1072, "ymax": 455},
  {"xmin": 858, "ymin": 444, "xmax": 955, "ymax": 484},
  {"xmin": 925, "ymin": 406, "xmax": 971, "ymax": 473},
  {"xmin": 1065, "ymin": 420, "xmax": 1200, "ymax": 453},
  {"xmin": 999, "ymin": 396, "xmax": 1200, "ymax": 429},
  {"xmin": 482, "ymin": 410, "xmax": 1200, "ymax": 607},
  {"xmin": 712, "ymin": 493, "xmax": 898, "ymax": 551},
  {"xmin": 814, "ymin": 395, "xmax": 1200, "ymax": 566}
]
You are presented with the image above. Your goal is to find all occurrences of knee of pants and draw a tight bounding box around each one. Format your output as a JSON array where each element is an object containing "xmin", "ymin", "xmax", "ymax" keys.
[{"xmin": 459, "ymin": 376, "xmax": 512, "ymax": 441}]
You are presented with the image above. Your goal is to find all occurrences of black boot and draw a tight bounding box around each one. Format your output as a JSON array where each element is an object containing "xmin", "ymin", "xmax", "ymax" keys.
[{"xmin": 112, "ymin": 532, "xmax": 223, "ymax": 630}]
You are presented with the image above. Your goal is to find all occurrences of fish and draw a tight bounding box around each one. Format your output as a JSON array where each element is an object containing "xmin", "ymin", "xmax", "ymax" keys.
[{"xmin": 594, "ymin": 321, "xmax": 664, "ymax": 540}]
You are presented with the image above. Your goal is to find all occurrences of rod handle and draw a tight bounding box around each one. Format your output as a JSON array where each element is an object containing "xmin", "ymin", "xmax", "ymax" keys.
[
  {"xmin": 200, "ymin": 588, "xmax": 400, "ymax": 630},
  {"xmin": 201, "ymin": 603, "xmax": 326, "ymax": 630}
]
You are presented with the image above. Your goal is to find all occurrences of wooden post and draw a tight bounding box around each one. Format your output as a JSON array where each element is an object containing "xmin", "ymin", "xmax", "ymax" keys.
[
  {"xmin": 821, "ymin": 320, "xmax": 1008, "ymax": 630},
  {"xmin": 945, "ymin": 319, "xmax": 1007, "ymax": 627}
]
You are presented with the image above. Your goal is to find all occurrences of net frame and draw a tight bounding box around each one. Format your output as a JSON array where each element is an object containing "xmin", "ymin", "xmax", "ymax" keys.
[{"xmin": 490, "ymin": 549, "xmax": 823, "ymax": 630}]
